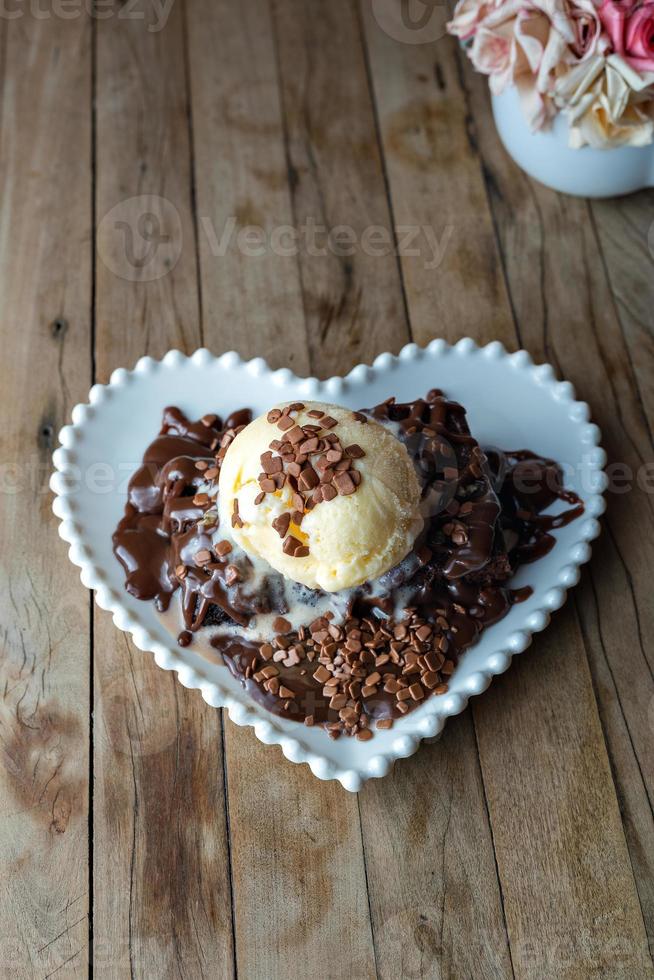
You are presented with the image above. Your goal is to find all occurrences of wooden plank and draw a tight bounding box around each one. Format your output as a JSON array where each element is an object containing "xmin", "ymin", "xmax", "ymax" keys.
[
  {"xmin": 362, "ymin": 4, "xmax": 652, "ymax": 976},
  {"xmin": 93, "ymin": 5, "xmax": 235, "ymax": 977},
  {"xmin": 590, "ymin": 195, "xmax": 654, "ymax": 427},
  {"xmin": 0, "ymin": 15, "xmax": 91, "ymax": 980},
  {"xmin": 360, "ymin": 0, "xmax": 514, "ymax": 345},
  {"xmin": 188, "ymin": 0, "xmax": 305, "ymax": 365},
  {"xmin": 457, "ymin": 54, "xmax": 654, "ymax": 977},
  {"xmin": 95, "ymin": 2, "xmax": 201, "ymax": 363},
  {"xmin": 461, "ymin": 53, "xmax": 654, "ymax": 960},
  {"xmin": 587, "ymin": 192, "xmax": 654, "ymax": 955},
  {"xmin": 359, "ymin": 6, "xmax": 517, "ymax": 976},
  {"xmin": 359, "ymin": 720, "xmax": 513, "ymax": 979},
  {"xmin": 187, "ymin": 2, "xmax": 378, "ymax": 977},
  {"xmin": 271, "ymin": 0, "xmax": 406, "ymax": 372},
  {"xmin": 488, "ymin": 606, "xmax": 651, "ymax": 974},
  {"xmin": 476, "ymin": 613, "xmax": 653, "ymax": 979}
]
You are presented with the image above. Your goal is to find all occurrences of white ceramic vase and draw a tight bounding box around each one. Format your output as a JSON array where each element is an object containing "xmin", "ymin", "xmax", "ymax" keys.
[{"xmin": 492, "ymin": 86, "xmax": 654, "ymax": 197}]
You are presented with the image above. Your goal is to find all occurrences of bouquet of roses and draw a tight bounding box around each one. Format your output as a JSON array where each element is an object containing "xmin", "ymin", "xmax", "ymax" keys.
[{"xmin": 448, "ymin": 0, "xmax": 654, "ymax": 147}]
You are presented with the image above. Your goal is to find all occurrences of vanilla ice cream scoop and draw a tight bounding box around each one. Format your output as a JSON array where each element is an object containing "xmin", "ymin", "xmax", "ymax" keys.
[{"xmin": 217, "ymin": 401, "xmax": 423, "ymax": 592}]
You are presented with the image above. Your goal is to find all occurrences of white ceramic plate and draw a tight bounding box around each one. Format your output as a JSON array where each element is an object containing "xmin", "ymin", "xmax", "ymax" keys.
[{"xmin": 50, "ymin": 340, "xmax": 607, "ymax": 791}]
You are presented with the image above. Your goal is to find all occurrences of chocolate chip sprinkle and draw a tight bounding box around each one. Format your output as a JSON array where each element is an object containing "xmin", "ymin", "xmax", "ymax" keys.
[
  {"xmin": 252, "ymin": 403, "xmax": 367, "ymax": 559},
  {"xmin": 231, "ymin": 498, "xmax": 243, "ymax": 529},
  {"xmin": 272, "ymin": 513, "xmax": 291, "ymax": 538},
  {"xmin": 240, "ymin": 604, "xmax": 458, "ymax": 736}
]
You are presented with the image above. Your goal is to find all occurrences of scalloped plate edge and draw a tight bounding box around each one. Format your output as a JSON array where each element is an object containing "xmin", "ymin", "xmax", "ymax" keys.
[{"xmin": 50, "ymin": 339, "xmax": 607, "ymax": 792}]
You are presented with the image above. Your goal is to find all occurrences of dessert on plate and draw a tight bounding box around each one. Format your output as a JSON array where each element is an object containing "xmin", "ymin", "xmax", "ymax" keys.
[{"xmin": 113, "ymin": 390, "xmax": 583, "ymax": 739}]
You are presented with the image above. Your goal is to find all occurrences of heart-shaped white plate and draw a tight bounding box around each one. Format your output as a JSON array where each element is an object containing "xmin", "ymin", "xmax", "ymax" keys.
[{"xmin": 50, "ymin": 340, "xmax": 606, "ymax": 791}]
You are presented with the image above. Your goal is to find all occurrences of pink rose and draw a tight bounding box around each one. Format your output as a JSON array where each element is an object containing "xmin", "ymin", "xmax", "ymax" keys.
[
  {"xmin": 625, "ymin": 3, "xmax": 654, "ymax": 66},
  {"xmin": 448, "ymin": 0, "xmax": 503, "ymax": 41},
  {"xmin": 599, "ymin": 0, "xmax": 654, "ymax": 71},
  {"xmin": 567, "ymin": 0, "xmax": 605, "ymax": 59},
  {"xmin": 470, "ymin": 24, "xmax": 514, "ymax": 80}
]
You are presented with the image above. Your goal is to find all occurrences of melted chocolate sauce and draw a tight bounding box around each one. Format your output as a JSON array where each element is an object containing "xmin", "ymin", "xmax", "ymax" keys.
[
  {"xmin": 488, "ymin": 449, "xmax": 586, "ymax": 563},
  {"xmin": 113, "ymin": 393, "xmax": 584, "ymax": 733}
]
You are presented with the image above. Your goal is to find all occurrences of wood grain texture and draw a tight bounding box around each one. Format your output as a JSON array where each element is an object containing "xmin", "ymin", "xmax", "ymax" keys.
[
  {"xmin": 352, "ymin": 6, "xmax": 517, "ymax": 977},
  {"xmin": 590, "ymin": 194, "xmax": 654, "ymax": 429},
  {"xmin": 359, "ymin": 719, "xmax": 514, "ymax": 980},
  {"xmin": 476, "ymin": 611, "xmax": 653, "ymax": 980},
  {"xmin": 188, "ymin": 3, "xmax": 376, "ymax": 977},
  {"xmin": 93, "ymin": 5, "xmax": 235, "ymax": 977},
  {"xmin": 362, "ymin": 6, "xmax": 653, "ymax": 977},
  {"xmin": 0, "ymin": 15, "xmax": 91, "ymax": 980},
  {"xmin": 94, "ymin": 0, "xmax": 201, "ymax": 367},
  {"xmin": 187, "ymin": 0, "xmax": 306, "ymax": 366},
  {"xmin": 2, "ymin": 2, "xmax": 653, "ymax": 977},
  {"xmin": 589, "ymin": 190, "xmax": 654, "ymax": 956},
  {"xmin": 360, "ymin": 0, "xmax": 513, "ymax": 345},
  {"xmin": 271, "ymin": 0, "xmax": 406, "ymax": 372},
  {"xmin": 459, "ymin": 56, "xmax": 654, "ymax": 978}
]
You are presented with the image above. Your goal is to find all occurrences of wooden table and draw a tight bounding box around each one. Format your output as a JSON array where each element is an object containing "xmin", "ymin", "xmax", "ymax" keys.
[{"xmin": 2, "ymin": 2, "xmax": 653, "ymax": 977}]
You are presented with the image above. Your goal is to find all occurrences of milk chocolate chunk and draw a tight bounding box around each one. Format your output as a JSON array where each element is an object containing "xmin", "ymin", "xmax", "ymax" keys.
[
  {"xmin": 272, "ymin": 513, "xmax": 291, "ymax": 538},
  {"xmin": 298, "ymin": 465, "xmax": 319, "ymax": 491},
  {"xmin": 334, "ymin": 472, "xmax": 355, "ymax": 496}
]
